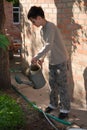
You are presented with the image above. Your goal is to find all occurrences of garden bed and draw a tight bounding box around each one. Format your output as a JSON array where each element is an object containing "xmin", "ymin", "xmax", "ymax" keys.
[{"xmin": 3, "ymin": 88, "xmax": 64, "ymax": 130}]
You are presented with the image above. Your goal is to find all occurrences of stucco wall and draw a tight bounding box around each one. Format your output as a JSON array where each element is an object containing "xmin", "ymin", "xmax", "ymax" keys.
[{"xmin": 20, "ymin": 0, "xmax": 87, "ymax": 109}]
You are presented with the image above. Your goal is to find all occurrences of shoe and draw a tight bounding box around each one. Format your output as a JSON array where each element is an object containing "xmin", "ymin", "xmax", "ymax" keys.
[
  {"xmin": 45, "ymin": 107, "xmax": 54, "ymax": 113},
  {"xmin": 58, "ymin": 112, "xmax": 68, "ymax": 119}
]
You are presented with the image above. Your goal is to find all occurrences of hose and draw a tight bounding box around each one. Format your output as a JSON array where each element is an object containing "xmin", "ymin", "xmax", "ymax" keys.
[
  {"xmin": 11, "ymin": 85, "xmax": 72, "ymax": 127},
  {"xmin": 42, "ymin": 110, "xmax": 58, "ymax": 130}
]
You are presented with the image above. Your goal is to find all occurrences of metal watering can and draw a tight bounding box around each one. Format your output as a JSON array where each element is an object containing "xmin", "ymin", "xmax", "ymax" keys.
[{"xmin": 15, "ymin": 64, "xmax": 46, "ymax": 89}]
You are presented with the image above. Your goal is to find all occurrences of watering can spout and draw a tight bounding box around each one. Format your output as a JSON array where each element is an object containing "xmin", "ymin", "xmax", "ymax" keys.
[{"xmin": 15, "ymin": 75, "xmax": 34, "ymax": 87}]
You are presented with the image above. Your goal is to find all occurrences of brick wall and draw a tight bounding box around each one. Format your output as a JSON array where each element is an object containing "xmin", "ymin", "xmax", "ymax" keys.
[
  {"xmin": 20, "ymin": 0, "xmax": 87, "ymax": 109},
  {"xmin": 4, "ymin": 1, "xmax": 21, "ymax": 43}
]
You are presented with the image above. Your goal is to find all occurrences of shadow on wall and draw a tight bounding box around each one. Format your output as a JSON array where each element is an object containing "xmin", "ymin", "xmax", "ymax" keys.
[
  {"xmin": 20, "ymin": 3, "xmax": 38, "ymax": 74},
  {"xmin": 54, "ymin": 0, "xmax": 87, "ymax": 102},
  {"xmin": 20, "ymin": 3, "xmax": 37, "ymax": 58},
  {"xmin": 20, "ymin": 3, "xmax": 30, "ymax": 73},
  {"xmin": 20, "ymin": 3, "xmax": 30, "ymax": 58},
  {"xmin": 83, "ymin": 67, "xmax": 87, "ymax": 108}
]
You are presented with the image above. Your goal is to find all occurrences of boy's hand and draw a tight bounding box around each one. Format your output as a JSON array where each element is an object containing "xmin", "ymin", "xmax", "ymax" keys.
[
  {"xmin": 31, "ymin": 58, "xmax": 44, "ymax": 68},
  {"xmin": 31, "ymin": 57, "xmax": 37, "ymax": 64},
  {"xmin": 38, "ymin": 59, "xmax": 44, "ymax": 66}
]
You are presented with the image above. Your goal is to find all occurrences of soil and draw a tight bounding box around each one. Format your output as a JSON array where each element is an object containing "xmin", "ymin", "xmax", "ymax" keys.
[
  {"xmin": 8, "ymin": 54, "xmax": 65, "ymax": 130},
  {"xmin": 4, "ymin": 88, "xmax": 57, "ymax": 130}
]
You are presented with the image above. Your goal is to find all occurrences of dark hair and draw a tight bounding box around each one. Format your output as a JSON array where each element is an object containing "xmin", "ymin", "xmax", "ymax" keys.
[{"xmin": 27, "ymin": 6, "xmax": 45, "ymax": 19}]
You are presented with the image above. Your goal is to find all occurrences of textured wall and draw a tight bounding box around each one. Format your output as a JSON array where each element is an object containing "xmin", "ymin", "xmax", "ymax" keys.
[{"xmin": 20, "ymin": 0, "xmax": 87, "ymax": 109}]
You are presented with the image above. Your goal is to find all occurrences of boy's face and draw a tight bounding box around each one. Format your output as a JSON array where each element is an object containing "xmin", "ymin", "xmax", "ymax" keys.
[{"xmin": 30, "ymin": 16, "xmax": 42, "ymax": 27}]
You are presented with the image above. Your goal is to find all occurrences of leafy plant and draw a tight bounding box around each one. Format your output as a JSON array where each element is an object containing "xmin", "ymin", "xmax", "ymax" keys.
[
  {"xmin": 0, "ymin": 93, "xmax": 25, "ymax": 130},
  {"xmin": 0, "ymin": 34, "xmax": 10, "ymax": 50},
  {"xmin": 6, "ymin": 0, "xmax": 19, "ymax": 4}
]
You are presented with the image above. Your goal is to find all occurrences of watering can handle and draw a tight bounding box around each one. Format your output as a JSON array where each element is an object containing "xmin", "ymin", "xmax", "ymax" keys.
[
  {"xmin": 37, "ymin": 60, "xmax": 44, "ymax": 69},
  {"xmin": 31, "ymin": 60, "xmax": 43, "ymax": 69}
]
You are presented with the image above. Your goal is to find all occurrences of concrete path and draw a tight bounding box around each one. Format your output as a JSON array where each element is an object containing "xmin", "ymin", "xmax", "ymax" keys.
[{"xmin": 11, "ymin": 72, "xmax": 87, "ymax": 129}]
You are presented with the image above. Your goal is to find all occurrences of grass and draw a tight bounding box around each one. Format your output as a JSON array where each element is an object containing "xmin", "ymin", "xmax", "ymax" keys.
[{"xmin": 0, "ymin": 92, "xmax": 25, "ymax": 130}]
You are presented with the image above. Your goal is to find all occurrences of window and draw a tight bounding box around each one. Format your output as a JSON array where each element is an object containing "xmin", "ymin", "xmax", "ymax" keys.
[{"xmin": 13, "ymin": 1, "xmax": 20, "ymax": 24}]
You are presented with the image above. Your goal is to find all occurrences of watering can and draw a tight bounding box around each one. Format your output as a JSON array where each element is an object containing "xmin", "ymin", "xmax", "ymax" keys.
[{"xmin": 15, "ymin": 64, "xmax": 46, "ymax": 89}]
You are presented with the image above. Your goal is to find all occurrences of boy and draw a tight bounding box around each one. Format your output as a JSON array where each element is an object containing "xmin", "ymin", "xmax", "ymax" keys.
[{"xmin": 27, "ymin": 6, "xmax": 70, "ymax": 119}]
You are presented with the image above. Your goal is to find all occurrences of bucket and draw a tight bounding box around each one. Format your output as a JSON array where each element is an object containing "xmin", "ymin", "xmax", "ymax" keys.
[{"xmin": 29, "ymin": 64, "xmax": 46, "ymax": 89}]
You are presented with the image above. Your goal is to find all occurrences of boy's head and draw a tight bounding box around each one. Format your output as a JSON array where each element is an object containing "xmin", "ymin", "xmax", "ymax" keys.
[
  {"xmin": 27, "ymin": 6, "xmax": 45, "ymax": 19},
  {"xmin": 27, "ymin": 6, "xmax": 45, "ymax": 27}
]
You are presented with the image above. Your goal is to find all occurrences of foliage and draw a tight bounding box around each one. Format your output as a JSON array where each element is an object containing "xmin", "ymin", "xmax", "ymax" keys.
[
  {"xmin": 6, "ymin": 0, "xmax": 19, "ymax": 4},
  {"xmin": 0, "ymin": 92, "xmax": 25, "ymax": 130},
  {"xmin": 0, "ymin": 34, "xmax": 10, "ymax": 50}
]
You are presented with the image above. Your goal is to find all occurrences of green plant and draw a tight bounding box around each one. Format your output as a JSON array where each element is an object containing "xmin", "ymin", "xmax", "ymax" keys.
[
  {"xmin": 6, "ymin": 0, "xmax": 19, "ymax": 4},
  {"xmin": 0, "ymin": 34, "xmax": 10, "ymax": 50},
  {"xmin": 0, "ymin": 92, "xmax": 25, "ymax": 130}
]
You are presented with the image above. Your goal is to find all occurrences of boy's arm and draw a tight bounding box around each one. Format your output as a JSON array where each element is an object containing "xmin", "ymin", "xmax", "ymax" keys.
[
  {"xmin": 31, "ymin": 25, "xmax": 55, "ymax": 63},
  {"xmin": 34, "ymin": 27, "xmax": 55, "ymax": 60}
]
